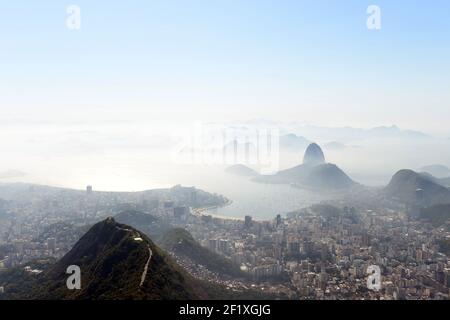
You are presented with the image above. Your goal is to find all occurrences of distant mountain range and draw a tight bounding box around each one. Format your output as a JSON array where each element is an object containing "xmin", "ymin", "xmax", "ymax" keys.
[
  {"xmin": 322, "ymin": 141, "xmax": 348, "ymax": 150},
  {"xmin": 287, "ymin": 124, "xmax": 431, "ymax": 142},
  {"xmin": 221, "ymin": 134, "xmax": 312, "ymax": 156},
  {"xmin": 219, "ymin": 134, "xmax": 352, "ymax": 157},
  {"xmin": 224, "ymin": 141, "xmax": 450, "ymax": 201},
  {"xmin": 231, "ymin": 121, "xmax": 432, "ymax": 142},
  {"xmin": 279, "ymin": 134, "xmax": 311, "ymax": 152},
  {"xmin": 276, "ymin": 135, "xmax": 349, "ymax": 153}
]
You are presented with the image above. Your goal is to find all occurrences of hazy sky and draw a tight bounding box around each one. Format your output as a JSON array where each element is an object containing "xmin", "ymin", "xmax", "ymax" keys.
[{"xmin": 1, "ymin": 1, "xmax": 450, "ymax": 135}]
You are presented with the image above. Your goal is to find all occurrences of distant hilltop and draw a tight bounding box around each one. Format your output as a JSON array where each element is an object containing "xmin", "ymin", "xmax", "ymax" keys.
[
  {"xmin": 384, "ymin": 169, "xmax": 450, "ymax": 207},
  {"xmin": 225, "ymin": 164, "xmax": 259, "ymax": 177},
  {"xmin": 227, "ymin": 143, "xmax": 355, "ymax": 190},
  {"xmin": 303, "ymin": 143, "xmax": 326, "ymax": 166}
]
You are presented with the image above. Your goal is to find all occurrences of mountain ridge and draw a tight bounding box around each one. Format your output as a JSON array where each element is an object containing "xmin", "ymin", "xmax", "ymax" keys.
[{"xmin": 0, "ymin": 218, "xmax": 241, "ymax": 300}]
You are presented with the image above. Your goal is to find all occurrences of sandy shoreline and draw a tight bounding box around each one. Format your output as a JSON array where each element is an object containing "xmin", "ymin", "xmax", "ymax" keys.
[
  {"xmin": 191, "ymin": 200, "xmax": 246, "ymax": 221},
  {"xmin": 191, "ymin": 200, "xmax": 272, "ymax": 222}
]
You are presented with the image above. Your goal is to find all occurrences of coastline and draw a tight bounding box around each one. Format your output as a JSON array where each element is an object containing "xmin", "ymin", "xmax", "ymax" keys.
[
  {"xmin": 192, "ymin": 199, "xmax": 274, "ymax": 222},
  {"xmin": 191, "ymin": 199, "xmax": 245, "ymax": 221}
]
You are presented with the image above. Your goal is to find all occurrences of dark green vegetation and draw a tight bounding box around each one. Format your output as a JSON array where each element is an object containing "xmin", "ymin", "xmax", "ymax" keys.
[
  {"xmin": 160, "ymin": 228, "xmax": 245, "ymax": 278},
  {"xmin": 0, "ymin": 219, "xmax": 276, "ymax": 300},
  {"xmin": 1, "ymin": 218, "xmax": 215, "ymax": 299},
  {"xmin": 0, "ymin": 259, "xmax": 55, "ymax": 299},
  {"xmin": 419, "ymin": 204, "xmax": 450, "ymax": 227}
]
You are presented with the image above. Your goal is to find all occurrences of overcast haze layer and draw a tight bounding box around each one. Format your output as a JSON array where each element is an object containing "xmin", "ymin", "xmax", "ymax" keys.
[
  {"xmin": 0, "ymin": 1, "xmax": 450, "ymax": 193},
  {"xmin": 1, "ymin": 1, "xmax": 450, "ymax": 133}
]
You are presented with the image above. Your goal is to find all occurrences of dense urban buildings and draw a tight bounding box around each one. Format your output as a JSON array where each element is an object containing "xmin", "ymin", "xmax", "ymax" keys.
[{"xmin": 1, "ymin": 182, "xmax": 449, "ymax": 300}]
